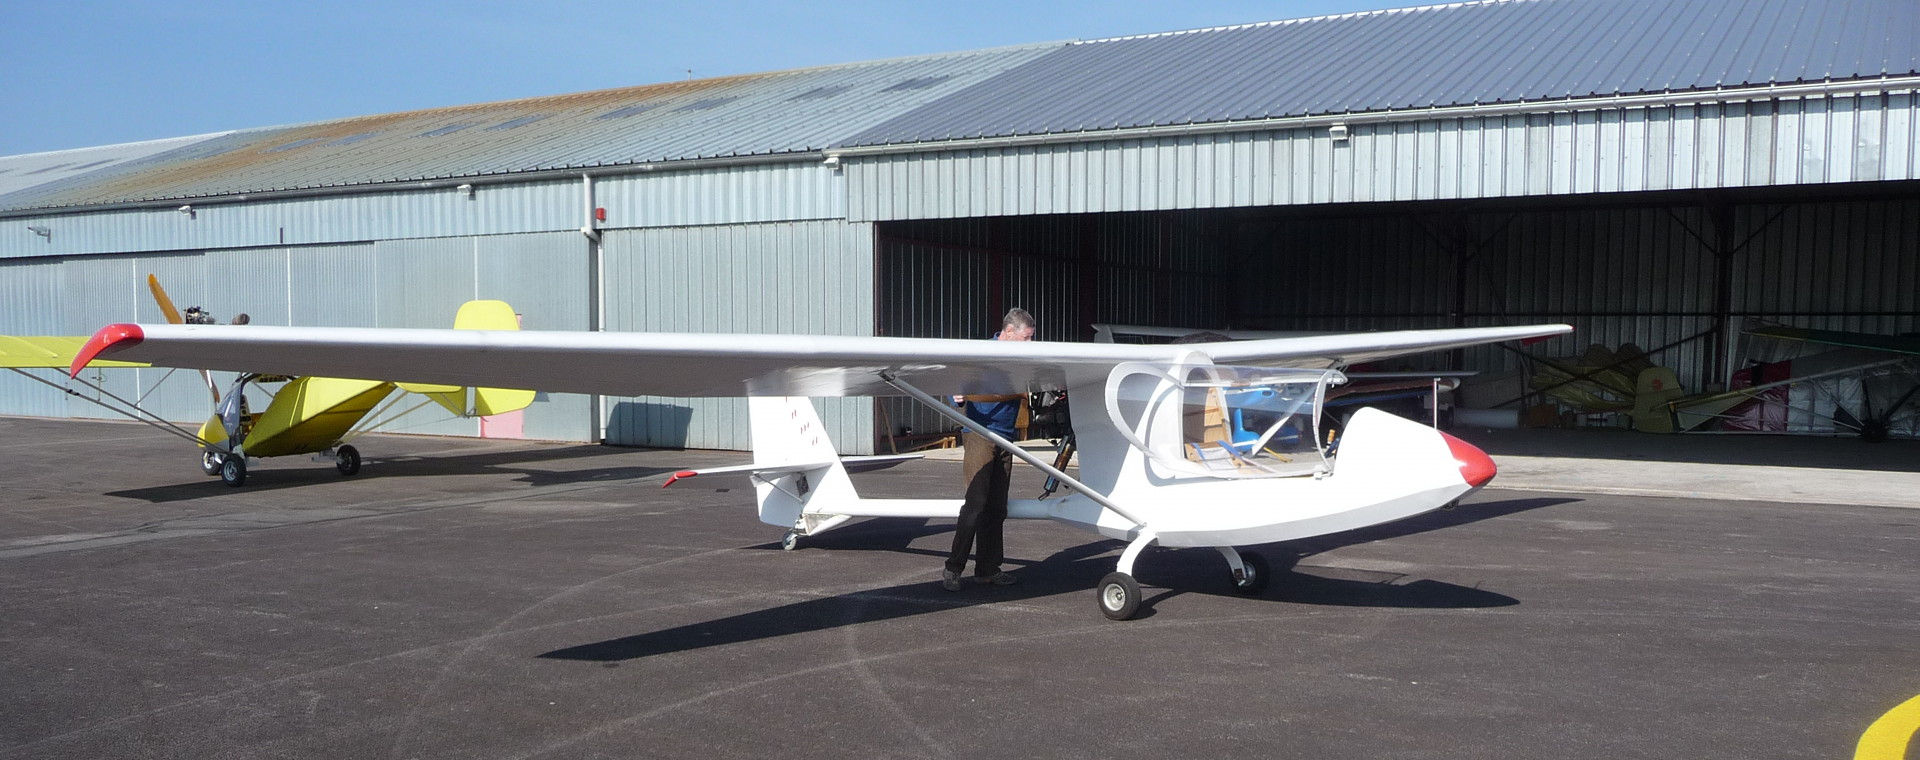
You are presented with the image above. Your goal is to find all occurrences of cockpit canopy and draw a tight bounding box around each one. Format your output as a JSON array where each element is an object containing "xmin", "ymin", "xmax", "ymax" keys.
[{"xmin": 1105, "ymin": 362, "xmax": 1346, "ymax": 478}]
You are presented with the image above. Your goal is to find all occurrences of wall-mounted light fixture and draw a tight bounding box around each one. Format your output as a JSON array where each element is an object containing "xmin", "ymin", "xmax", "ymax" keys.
[
  {"xmin": 456, "ymin": 183, "xmax": 475, "ymax": 199},
  {"xmin": 177, "ymin": 205, "xmax": 196, "ymax": 219},
  {"xmin": 26, "ymin": 225, "xmax": 51, "ymax": 241},
  {"xmin": 1328, "ymin": 123, "xmax": 1350, "ymax": 143}
]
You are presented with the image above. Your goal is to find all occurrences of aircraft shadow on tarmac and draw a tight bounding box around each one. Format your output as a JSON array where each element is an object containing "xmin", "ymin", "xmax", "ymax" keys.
[
  {"xmin": 102, "ymin": 443, "xmax": 679, "ymax": 503},
  {"xmin": 537, "ymin": 497, "xmax": 1571, "ymax": 663}
]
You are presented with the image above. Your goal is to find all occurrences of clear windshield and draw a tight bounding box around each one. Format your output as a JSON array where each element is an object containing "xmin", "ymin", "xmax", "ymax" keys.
[{"xmin": 1105, "ymin": 363, "xmax": 1344, "ymax": 478}]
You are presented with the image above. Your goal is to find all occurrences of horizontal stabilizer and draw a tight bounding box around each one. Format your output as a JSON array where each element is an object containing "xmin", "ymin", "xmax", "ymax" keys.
[
  {"xmin": 662, "ymin": 453, "xmax": 922, "ymax": 488},
  {"xmin": 398, "ymin": 300, "xmax": 537, "ymax": 415}
]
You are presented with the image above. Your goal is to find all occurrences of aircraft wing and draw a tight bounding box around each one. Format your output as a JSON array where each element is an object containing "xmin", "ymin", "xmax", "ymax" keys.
[
  {"xmin": 72, "ymin": 323, "xmax": 1569, "ymax": 398},
  {"xmin": 1749, "ymin": 325, "xmax": 1920, "ymax": 357},
  {"xmin": 0, "ymin": 335, "xmax": 147, "ymax": 368}
]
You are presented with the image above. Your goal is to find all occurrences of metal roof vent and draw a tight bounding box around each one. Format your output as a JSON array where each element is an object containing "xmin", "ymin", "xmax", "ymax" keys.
[
  {"xmin": 789, "ymin": 85, "xmax": 852, "ymax": 101},
  {"xmin": 486, "ymin": 114, "xmax": 551, "ymax": 131},
  {"xmin": 264, "ymin": 137, "xmax": 326, "ymax": 153},
  {"xmin": 597, "ymin": 103, "xmax": 660, "ymax": 119},
  {"xmin": 674, "ymin": 96, "xmax": 741, "ymax": 112},
  {"xmin": 417, "ymin": 123, "xmax": 476, "ymax": 138},
  {"xmin": 880, "ymin": 75, "xmax": 954, "ymax": 92}
]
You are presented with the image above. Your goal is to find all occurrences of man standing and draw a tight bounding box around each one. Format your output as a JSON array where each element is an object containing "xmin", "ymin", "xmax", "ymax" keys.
[{"xmin": 944, "ymin": 307, "xmax": 1036, "ymax": 591}]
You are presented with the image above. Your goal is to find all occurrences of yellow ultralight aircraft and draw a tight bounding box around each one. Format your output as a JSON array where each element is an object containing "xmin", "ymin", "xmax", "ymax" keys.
[{"xmin": 0, "ymin": 275, "xmax": 534, "ymax": 486}]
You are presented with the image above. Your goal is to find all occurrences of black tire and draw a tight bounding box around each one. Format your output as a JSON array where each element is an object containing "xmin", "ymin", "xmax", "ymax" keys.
[
  {"xmin": 220, "ymin": 455, "xmax": 247, "ymax": 487},
  {"xmin": 780, "ymin": 531, "xmax": 800, "ymax": 551},
  {"xmin": 335, "ymin": 445, "xmax": 361, "ymax": 476},
  {"xmin": 1096, "ymin": 571, "xmax": 1142, "ymax": 621},
  {"xmin": 201, "ymin": 451, "xmax": 223, "ymax": 476},
  {"xmin": 1233, "ymin": 551, "xmax": 1271, "ymax": 596}
]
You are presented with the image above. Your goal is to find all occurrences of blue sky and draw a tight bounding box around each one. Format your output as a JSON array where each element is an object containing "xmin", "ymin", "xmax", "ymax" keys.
[{"xmin": 1, "ymin": 1, "xmax": 1426, "ymax": 156}]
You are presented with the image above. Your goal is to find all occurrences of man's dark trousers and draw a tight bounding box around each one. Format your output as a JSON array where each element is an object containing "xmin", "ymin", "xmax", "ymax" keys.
[{"xmin": 947, "ymin": 431, "xmax": 1012, "ymax": 576}]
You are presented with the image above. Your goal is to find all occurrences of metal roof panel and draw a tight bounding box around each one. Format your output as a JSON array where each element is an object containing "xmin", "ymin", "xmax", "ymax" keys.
[{"xmin": 842, "ymin": 0, "xmax": 1920, "ymax": 148}]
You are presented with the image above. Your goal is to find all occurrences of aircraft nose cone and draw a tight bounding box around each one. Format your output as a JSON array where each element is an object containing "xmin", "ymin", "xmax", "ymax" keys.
[{"xmin": 1439, "ymin": 431, "xmax": 1497, "ymax": 488}]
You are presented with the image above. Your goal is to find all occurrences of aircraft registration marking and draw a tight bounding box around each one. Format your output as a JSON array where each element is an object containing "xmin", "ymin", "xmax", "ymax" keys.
[{"xmin": 1855, "ymin": 693, "xmax": 1920, "ymax": 760}]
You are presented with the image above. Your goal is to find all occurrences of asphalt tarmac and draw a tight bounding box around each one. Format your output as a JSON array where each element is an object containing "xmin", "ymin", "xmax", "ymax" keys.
[{"xmin": 2, "ymin": 416, "xmax": 1915, "ymax": 759}]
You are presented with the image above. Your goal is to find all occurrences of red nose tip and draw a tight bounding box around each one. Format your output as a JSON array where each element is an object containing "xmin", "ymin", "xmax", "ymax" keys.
[{"xmin": 1439, "ymin": 431, "xmax": 1497, "ymax": 488}]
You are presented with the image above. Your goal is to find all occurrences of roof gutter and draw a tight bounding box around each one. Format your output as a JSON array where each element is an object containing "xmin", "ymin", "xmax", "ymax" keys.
[
  {"xmin": 824, "ymin": 75, "xmax": 1920, "ymax": 160},
  {"xmin": 0, "ymin": 151, "xmax": 822, "ymax": 220}
]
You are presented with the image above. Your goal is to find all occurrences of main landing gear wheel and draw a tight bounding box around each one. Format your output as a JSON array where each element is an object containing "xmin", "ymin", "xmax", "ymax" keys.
[
  {"xmin": 220, "ymin": 455, "xmax": 247, "ymax": 487},
  {"xmin": 335, "ymin": 445, "xmax": 361, "ymax": 476},
  {"xmin": 201, "ymin": 451, "xmax": 223, "ymax": 476},
  {"xmin": 1097, "ymin": 572, "xmax": 1142, "ymax": 621},
  {"xmin": 1232, "ymin": 551, "xmax": 1271, "ymax": 595},
  {"xmin": 780, "ymin": 530, "xmax": 801, "ymax": 551}
]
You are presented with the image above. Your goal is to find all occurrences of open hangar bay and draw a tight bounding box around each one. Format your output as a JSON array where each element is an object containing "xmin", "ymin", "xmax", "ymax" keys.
[
  {"xmin": 1, "ymin": 416, "xmax": 1915, "ymax": 759},
  {"xmin": 2, "ymin": 0, "xmax": 1917, "ymax": 453}
]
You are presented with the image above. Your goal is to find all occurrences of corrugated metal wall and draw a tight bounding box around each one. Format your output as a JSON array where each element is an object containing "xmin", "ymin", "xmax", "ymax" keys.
[
  {"xmin": 1227, "ymin": 205, "xmax": 1717, "ymax": 391},
  {"xmin": 595, "ymin": 163, "xmax": 845, "ymax": 228},
  {"xmin": 1736, "ymin": 197, "xmax": 1920, "ymax": 335},
  {"xmin": 846, "ymin": 92, "xmax": 1920, "ymax": 221},
  {"xmin": 1, "ymin": 179, "xmax": 581, "ymax": 260},
  {"xmin": 1, "ymin": 162, "xmax": 839, "ymax": 260},
  {"xmin": 599, "ymin": 219, "xmax": 876, "ymax": 453},
  {"xmin": 0, "ymin": 231, "xmax": 597, "ymax": 441},
  {"xmin": 873, "ymin": 212, "xmax": 1231, "ymax": 440},
  {"xmin": 874, "ymin": 193, "xmax": 1920, "ymax": 419}
]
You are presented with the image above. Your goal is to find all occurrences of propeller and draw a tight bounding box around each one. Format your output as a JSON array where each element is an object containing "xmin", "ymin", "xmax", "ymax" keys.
[{"xmin": 146, "ymin": 274, "xmax": 222, "ymax": 403}]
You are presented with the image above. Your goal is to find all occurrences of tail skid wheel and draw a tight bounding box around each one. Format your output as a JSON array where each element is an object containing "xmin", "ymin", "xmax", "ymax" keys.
[
  {"xmin": 201, "ymin": 451, "xmax": 223, "ymax": 476},
  {"xmin": 780, "ymin": 530, "xmax": 801, "ymax": 551},
  {"xmin": 335, "ymin": 445, "xmax": 361, "ymax": 476},
  {"xmin": 1232, "ymin": 551, "xmax": 1271, "ymax": 595},
  {"xmin": 1097, "ymin": 571, "xmax": 1142, "ymax": 620},
  {"xmin": 220, "ymin": 455, "xmax": 247, "ymax": 487}
]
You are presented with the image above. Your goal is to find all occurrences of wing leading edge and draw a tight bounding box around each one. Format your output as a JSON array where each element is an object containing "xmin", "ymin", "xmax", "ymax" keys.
[{"xmin": 72, "ymin": 323, "xmax": 1571, "ymax": 398}]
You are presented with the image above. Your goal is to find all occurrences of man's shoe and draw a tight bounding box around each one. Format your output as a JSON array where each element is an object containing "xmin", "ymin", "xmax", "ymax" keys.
[
  {"xmin": 975, "ymin": 572, "xmax": 1019, "ymax": 586},
  {"xmin": 941, "ymin": 569, "xmax": 963, "ymax": 592}
]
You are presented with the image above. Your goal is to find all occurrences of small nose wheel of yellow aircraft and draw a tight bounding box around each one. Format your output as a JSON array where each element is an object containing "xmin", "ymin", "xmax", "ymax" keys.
[
  {"xmin": 1097, "ymin": 572, "xmax": 1141, "ymax": 620},
  {"xmin": 334, "ymin": 445, "xmax": 361, "ymax": 476},
  {"xmin": 201, "ymin": 451, "xmax": 223, "ymax": 476},
  {"xmin": 219, "ymin": 455, "xmax": 247, "ymax": 487}
]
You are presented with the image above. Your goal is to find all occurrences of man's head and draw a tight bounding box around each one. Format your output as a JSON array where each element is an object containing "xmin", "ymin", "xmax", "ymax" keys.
[{"xmin": 999, "ymin": 307, "xmax": 1036, "ymax": 342}]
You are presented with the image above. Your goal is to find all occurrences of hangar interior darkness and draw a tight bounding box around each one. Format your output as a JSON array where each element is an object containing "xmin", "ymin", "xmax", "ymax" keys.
[{"xmin": 874, "ymin": 180, "xmax": 1920, "ymax": 445}]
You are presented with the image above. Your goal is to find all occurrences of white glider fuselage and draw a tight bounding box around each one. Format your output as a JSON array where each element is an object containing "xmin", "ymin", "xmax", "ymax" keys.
[{"xmin": 757, "ymin": 363, "xmax": 1495, "ymax": 554}]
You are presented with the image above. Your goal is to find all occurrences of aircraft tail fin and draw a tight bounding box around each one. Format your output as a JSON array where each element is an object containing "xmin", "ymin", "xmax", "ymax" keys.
[
  {"xmin": 1630, "ymin": 366, "xmax": 1686, "ymax": 433},
  {"xmin": 744, "ymin": 396, "xmax": 861, "ymax": 533},
  {"xmin": 661, "ymin": 398, "xmax": 931, "ymax": 536}
]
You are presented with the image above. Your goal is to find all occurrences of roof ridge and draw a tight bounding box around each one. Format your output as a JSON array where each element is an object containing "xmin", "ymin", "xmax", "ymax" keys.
[{"xmin": 1074, "ymin": 0, "xmax": 1534, "ymax": 45}]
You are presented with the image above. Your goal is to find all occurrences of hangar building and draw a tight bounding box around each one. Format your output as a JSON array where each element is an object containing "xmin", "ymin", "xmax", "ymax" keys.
[{"xmin": 3, "ymin": 0, "xmax": 1917, "ymax": 452}]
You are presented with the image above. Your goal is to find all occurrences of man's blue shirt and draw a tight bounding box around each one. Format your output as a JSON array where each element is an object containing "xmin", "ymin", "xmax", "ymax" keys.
[
  {"xmin": 963, "ymin": 330, "xmax": 1022, "ymax": 437},
  {"xmin": 964, "ymin": 397, "xmax": 1021, "ymax": 438}
]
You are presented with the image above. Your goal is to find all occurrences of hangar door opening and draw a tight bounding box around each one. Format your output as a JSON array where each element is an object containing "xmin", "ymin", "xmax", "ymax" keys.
[{"xmin": 873, "ymin": 182, "xmax": 1920, "ymax": 448}]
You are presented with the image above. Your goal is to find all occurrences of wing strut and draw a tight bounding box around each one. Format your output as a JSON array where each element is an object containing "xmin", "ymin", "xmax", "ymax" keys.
[
  {"xmin": 878, "ymin": 370, "xmax": 1146, "ymax": 528},
  {"xmin": 9, "ymin": 368, "xmax": 219, "ymax": 450}
]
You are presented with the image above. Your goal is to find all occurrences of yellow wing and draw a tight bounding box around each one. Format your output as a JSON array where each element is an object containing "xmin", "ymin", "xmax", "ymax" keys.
[{"xmin": 0, "ymin": 336, "xmax": 148, "ymax": 368}]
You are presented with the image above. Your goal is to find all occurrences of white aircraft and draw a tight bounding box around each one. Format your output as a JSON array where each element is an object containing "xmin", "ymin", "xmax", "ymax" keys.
[{"xmin": 70, "ymin": 320, "xmax": 1569, "ymax": 619}]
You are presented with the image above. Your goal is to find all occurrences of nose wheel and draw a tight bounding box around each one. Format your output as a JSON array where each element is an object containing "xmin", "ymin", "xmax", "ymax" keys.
[
  {"xmin": 1096, "ymin": 572, "xmax": 1141, "ymax": 620},
  {"xmin": 334, "ymin": 445, "xmax": 361, "ymax": 476},
  {"xmin": 1231, "ymin": 550, "xmax": 1270, "ymax": 595}
]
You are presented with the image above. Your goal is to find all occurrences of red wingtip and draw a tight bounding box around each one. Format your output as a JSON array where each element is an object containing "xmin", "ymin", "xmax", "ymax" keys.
[
  {"xmin": 69, "ymin": 323, "xmax": 144, "ymax": 377},
  {"xmin": 1439, "ymin": 431, "xmax": 1497, "ymax": 489},
  {"xmin": 662, "ymin": 470, "xmax": 699, "ymax": 488}
]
